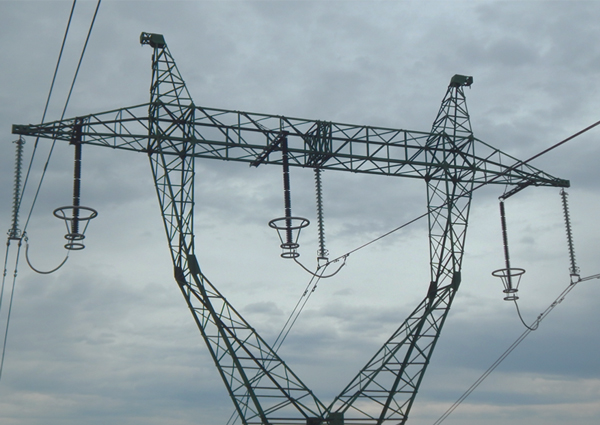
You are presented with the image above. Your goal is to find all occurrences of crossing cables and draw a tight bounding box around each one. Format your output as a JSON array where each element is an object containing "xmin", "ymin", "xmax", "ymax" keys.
[
  {"xmin": 0, "ymin": 240, "xmax": 23, "ymax": 383},
  {"xmin": 0, "ymin": 0, "xmax": 102, "ymax": 387},
  {"xmin": 323, "ymin": 118, "xmax": 600, "ymax": 267},
  {"xmin": 432, "ymin": 272, "xmax": 600, "ymax": 425},
  {"xmin": 20, "ymin": 0, "xmax": 102, "ymax": 239},
  {"xmin": 17, "ymin": 0, "xmax": 77, "ymax": 236}
]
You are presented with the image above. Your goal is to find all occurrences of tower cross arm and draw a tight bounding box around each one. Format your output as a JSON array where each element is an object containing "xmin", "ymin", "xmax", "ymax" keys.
[{"xmin": 12, "ymin": 103, "xmax": 569, "ymax": 189}]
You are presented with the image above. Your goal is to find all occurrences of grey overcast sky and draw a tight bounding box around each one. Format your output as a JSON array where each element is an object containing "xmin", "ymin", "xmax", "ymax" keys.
[{"xmin": 1, "ymin": 1, "xmax": 600, "ymax": 425}]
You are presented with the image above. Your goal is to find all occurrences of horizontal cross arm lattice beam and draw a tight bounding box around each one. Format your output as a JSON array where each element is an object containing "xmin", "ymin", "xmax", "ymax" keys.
[{"xmin": 12, "ymin": 102, "xmax": 569, "ymax": 189}]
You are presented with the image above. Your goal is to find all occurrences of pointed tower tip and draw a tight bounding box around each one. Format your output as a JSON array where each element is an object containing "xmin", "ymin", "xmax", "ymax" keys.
[
  {"xmin": 450, "ymin": 75, "xmax": 473, "ymax": 87},
  {"xmin": 140, "ymin": 32, "xmax": 166, "ymax": 48}
]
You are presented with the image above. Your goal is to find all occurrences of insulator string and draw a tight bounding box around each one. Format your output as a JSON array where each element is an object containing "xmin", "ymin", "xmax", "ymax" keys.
[
  {"xmin": 71, "ymin": 141, "xmax": 82, "ymax": 236},
  {"xmin": 20, "ymin": 0, "xmax": 101, "ymax": 237},
  {"xmin": 560, "ymin": 189, "xmax": 579, "ymax": 280},
  {"xmin": 17, "ymin": 0, "xmax": 77, "ymax": 236},
  {"xmin": 281, "ymin": 137, "xmax": 293, "ymax": 245},
  {"xmin": 314, "ymin": 168, "xmax": 328, "ymax": 260},
  {"xmin": 1, "ymin": 1, "xmax": 101, "ymax": 385},
  {"xmin": 325, "ymin": 121, "xmax": 600, "ymax": 265},
  {"xmin": 8, "ymin": 138, "xmax": 25, "ymax": 241},
  {"xmin": 498, "ymin": 200, "xmax": 513, "ymax": 290}
]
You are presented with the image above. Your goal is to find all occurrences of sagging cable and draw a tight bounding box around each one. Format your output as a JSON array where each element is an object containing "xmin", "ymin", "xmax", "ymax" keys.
[
  {"xmin": 293, "ymin": 256, "xmax": 347, "ymax": 279},
  {"xmin": 512, "ymin": 299, "xmax": 540, "ymax": 331},
  {"xmin": 432, "ymin": 272, "xmax": 598, "ymax": 425},
  {"xmin": 24, "ymin": 236, "xmax": 69, "ymax": 275}
]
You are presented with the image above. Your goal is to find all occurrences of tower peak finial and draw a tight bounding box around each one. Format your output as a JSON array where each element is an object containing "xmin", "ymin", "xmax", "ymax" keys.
[{"xmin": 450, "ymin": 74, "xmax": 473, "ymax": 87}]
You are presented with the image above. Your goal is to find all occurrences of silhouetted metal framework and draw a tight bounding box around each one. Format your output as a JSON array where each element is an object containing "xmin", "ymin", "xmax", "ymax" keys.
[{"xmin": 12, "ymin": 33, "xmax": 569, "ymax": 425}]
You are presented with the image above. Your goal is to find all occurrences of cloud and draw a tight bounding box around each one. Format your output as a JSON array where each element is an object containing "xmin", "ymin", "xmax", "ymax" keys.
[{"xmin": 1, "ymin": 1, "xmax": 599, "ymax": 425}]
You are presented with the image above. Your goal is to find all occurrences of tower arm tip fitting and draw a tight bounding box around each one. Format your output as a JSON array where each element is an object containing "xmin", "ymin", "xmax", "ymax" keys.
[
  {"xmin": 450, "ymin": 74, "xmax": 473, "ymax": 87},
  {"xmin": 140, "ymin": 32, "xmax": 165, "ymax": 49}
]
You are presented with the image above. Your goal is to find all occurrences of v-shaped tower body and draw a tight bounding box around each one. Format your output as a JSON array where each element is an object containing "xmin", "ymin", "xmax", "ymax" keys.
[{"xmin": 12, "ymin": 34, "xmax": 569, "ymax": 425}]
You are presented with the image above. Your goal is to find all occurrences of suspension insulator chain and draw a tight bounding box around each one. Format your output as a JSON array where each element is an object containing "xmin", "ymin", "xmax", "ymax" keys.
[
  {"xmin": 267, "ymin": 133, "xmax": 310, "ymax": 259},
  {"xmin": 72, "ymin": 141, "xmax": 82, "ymax": 236},
  {"xmin": 314, "ymin": 168, "xmax": 328, "ymax": 260},
  {"xmin": 560, "ymin": 189, "xmax": 580, "ymax": 281},
  {"xmin": 499, "ymin": 200, "xmax": 513, "ymax": 289},
  {"xmin": 281, "ymin": 137, "xmax": 293, "ymax": 246},
  {"xmin": 53, "ymin": 127, "xmax": 98, "ymax": 251},
  {"xmin": 492, "ymin": 199, "xmax": 525, "ymax": 301},
  {"xmin": 8, "ymin": 137, "xmax": 25, "ymax": 240}
]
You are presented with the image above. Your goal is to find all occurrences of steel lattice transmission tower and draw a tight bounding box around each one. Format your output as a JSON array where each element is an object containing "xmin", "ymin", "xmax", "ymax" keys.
[{"xmin": 12, "ymin": 33, "xmax": 569, "ymax": 425}]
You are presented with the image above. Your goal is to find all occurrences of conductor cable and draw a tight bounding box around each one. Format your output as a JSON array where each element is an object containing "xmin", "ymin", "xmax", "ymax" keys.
[
  {"xmin": 24, "ymin": 236, "xmax": 69, "ymax": 274},
  {"xmin": 22, "ymin": 0, "xmax": 101, "ymax": 236},
  {"xmin": 0, "ymin": 240, "xmax": 23, "ymax": 384},
  {"xmin": 325, "ymin": 119, "xmax": 600, "ymax": 266},
  {"xmin": 432, "ymin": 272, "xmax": 599, "ymax": 425},
  {"xmin": 18, "ymin": 0, "xmax": 77, "ymax": 231}
]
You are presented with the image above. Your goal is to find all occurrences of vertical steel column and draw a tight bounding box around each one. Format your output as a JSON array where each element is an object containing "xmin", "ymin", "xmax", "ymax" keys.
[
  {"xmin": 142, "ymin": 33, "xmax": 325, "ymax": 425},
  {"xmin": 327, "ymin": 76, "xmax": 475, "ymax": 425}
]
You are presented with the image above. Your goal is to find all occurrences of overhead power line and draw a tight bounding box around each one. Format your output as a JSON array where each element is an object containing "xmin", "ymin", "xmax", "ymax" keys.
[
  {"xmin": 0, "ymin": 0, "xmax": 102, "ymax": 389},
  {"xmin": 327, "ymin": 118, "xmax": 600, "ymax": 264},
  {"xmin": 18, "ymin": 0, "xmax": 77, "ymax": 234},
  {"xmin": 432, "ymin": 273, "xmax": 600, "ymax": 425},
  {"xmin": 22, "ymin": 0, "xmax": 102, "ymax": 236}
]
